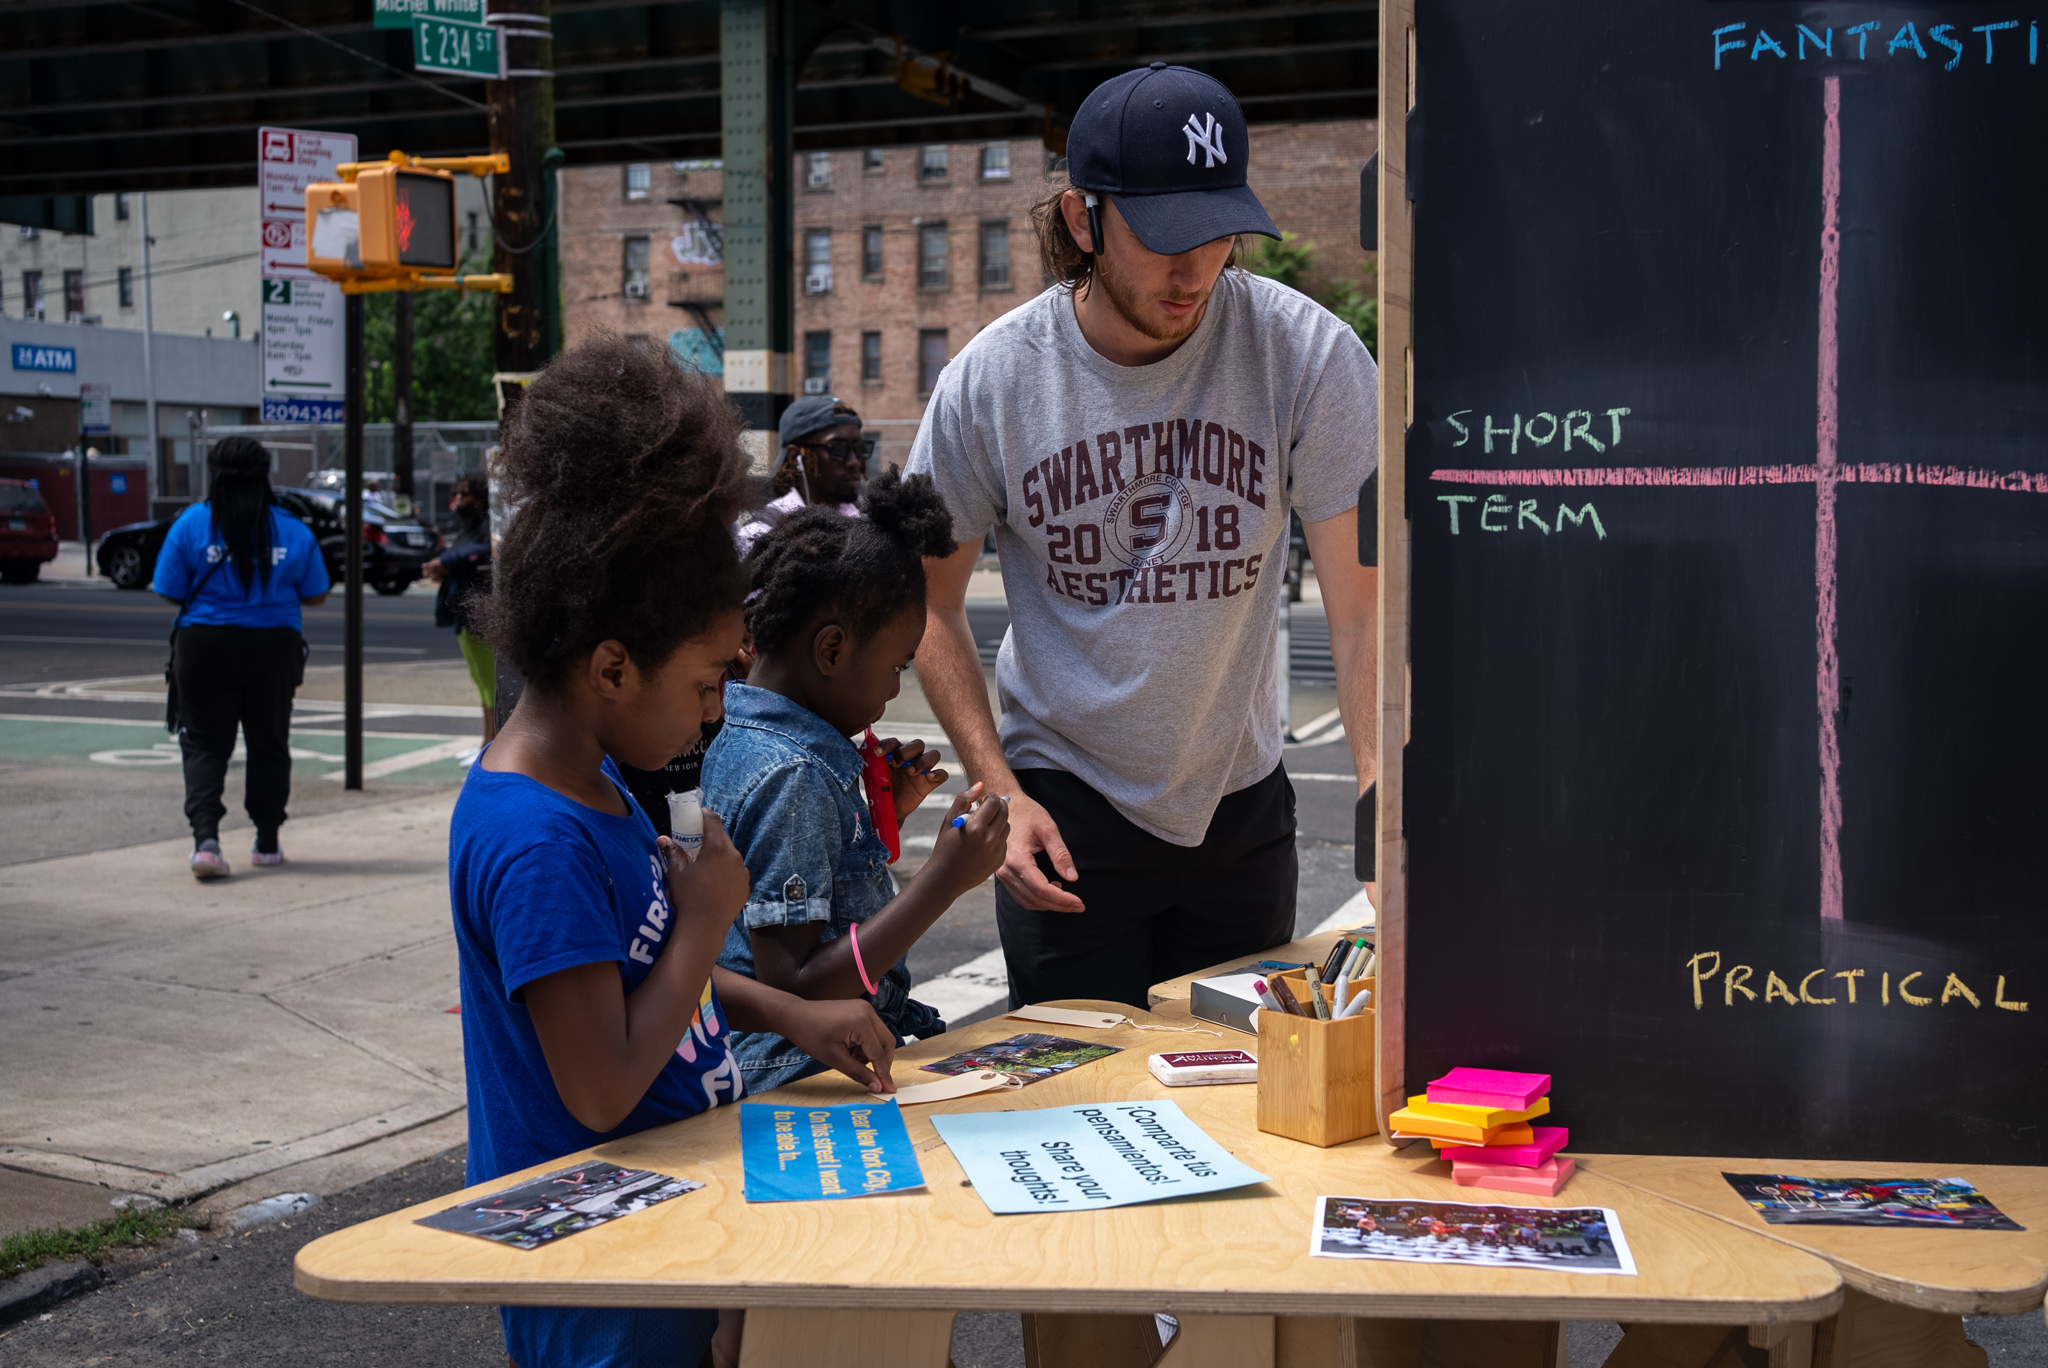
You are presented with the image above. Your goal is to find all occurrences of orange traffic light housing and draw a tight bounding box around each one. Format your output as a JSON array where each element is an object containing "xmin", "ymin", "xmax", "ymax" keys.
[{"xmin": 305, "ymin": 162, "xmax": 458, "ymax": 282}]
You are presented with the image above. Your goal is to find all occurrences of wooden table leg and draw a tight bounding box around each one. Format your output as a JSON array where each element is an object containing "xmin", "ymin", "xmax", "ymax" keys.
[
  {"xmin": 1602, "ymin": 1323, "xmax": 1751, "ymax": 1368},
  {"xmin": 1341, "ymin": 1317, "xmax": 1565, "ymax": 1368},
  {"xmin": 1021, "ymin": 1312, "xmax": 1167, "ymax": 1368},
  {"xmin": 1750, "ymin": 1321, "xmax": 1816, "ymax": 1368},
  {"xmin": 1157, "ymin": 1314, "xmax": 1278, "ymax": 1367},
  {"xmin": 737, "ymin": 1307, "xmax": 955, "ymax": 1368},
  {"xmin": 1811, "ymin": 1288, "xmax": 1987, "ymax": 1368}
]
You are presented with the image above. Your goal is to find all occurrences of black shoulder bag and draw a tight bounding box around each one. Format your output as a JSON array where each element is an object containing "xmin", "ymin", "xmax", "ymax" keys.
[{"xmin": 164, "ymin": 556, "xmax": 227, "ymax": 732}]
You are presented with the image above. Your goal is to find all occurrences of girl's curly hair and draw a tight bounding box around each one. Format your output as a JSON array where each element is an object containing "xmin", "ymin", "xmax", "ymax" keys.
[
  {"xmin": 470, "ymin": 334, "xmax": 750, "ymax": 690},
  {"xmin": 744, "ymin": 469, "xmax": 955, "ymax": 658}
]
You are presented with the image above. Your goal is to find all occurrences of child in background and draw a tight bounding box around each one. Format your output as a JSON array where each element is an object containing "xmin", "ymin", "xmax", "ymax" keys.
[
  {"xmin": 704, "ymin": 471, "xmax": 1010, "ymax": 1093},
  {"xmin": 450, "ymin": 336, "xmax": 897, "ymax": 1368}
]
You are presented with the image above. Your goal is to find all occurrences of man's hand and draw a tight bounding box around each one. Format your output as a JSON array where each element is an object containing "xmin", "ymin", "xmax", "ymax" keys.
[
  {"xmin": 875, "ymin": 736, "xmax": 946, "ymax": 820},
  {"xmin": 660, "ymin": 812, "xmax": 749, "ymax": 946},
  {"xmin": 995, "ymin": 787, "xmax": 1084, "ymax": 913},
  {"xmin": 778, "ymin": 997, "xmax": 898, "ymax": 1093},
  {"xmin": 420, "ymin": 559, "xmax": 446, "ymax": 583}
]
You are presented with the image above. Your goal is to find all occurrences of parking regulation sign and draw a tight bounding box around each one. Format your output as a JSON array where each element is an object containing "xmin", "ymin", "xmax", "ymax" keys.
[
  {"xmin": 261, "ymin": 277, "xmax": 345, "ymax": 424},
  {"xmin": 259, "ymin": 126, "xmax": 357, "ymax": 282}
]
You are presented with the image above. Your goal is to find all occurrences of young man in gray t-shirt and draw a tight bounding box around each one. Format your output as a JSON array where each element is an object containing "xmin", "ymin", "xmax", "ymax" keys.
[{"xmin": 907, "ymin": 64, "xmax": 1379, "ymax": 1010}]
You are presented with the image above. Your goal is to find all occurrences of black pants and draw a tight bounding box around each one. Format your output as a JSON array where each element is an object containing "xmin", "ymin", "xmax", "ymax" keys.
[
  {"xmin": 995, "ymin": 764, "xmax": 1298, "ymax": 1012},
  {"xmin": 174, "ymin": 625, "xmax": 305, "ymax": 847}
]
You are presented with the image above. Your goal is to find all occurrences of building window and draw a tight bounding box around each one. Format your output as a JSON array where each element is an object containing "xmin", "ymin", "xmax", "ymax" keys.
[
  {"xmin": 861, "ymin": 331, "xmax": 881, "ymax": 384},
  {"xmin": 980, "ymin": 221, "xmax": 1011, "ymax": 289},
  {"xmin": 622, "ymin": 237, "xmax": 650, "ymax": 299},
  {"xmin": 63, "ymin": 269, "xmax": 84, "ymax": 319},
  {"xmin": 803, "ymin": 330, "xmax": 832, "ymax": 394},
  {"xmin": 466, "ymin": 212, "xmax": 480, "ymax": 251},
  {"xmin": 980, "ymin": 144, "xmax": 1011, "ymax": 180},
  {"xmin": 917, "ymin": 222, "xmax": 948, "ymax": 290},
  {"xmin": 804, "ymin": 228, "xmax": 832, "ymax": 294},
  {"xmin": 806, "ymin": 152, "xmax": 833, "ymax": 189},
  {"xmin": 863, "ymin": 148, "xmax": 886, "ymax": 173},
  {"xmin": 114, "ymin": 193, "xmax": 130, "ymax": 221},
  {"xmin": 1044, "ymin": 148, "xmax": 1067, "ymax": 178},
  {"xmin": 920, "ymin": 145, "xmax": 948, "ymax": 179},
  {"xmin": 22, "ymin": 270, "xmax": 43, "ymax": 319},
  {"xmin": 118, "ymin": 266, "xmax": 134, "ymax": 309},
  {"xmin": 918, "ymin": 329, "xmax": 948, "ymax": 396},
  {"xmin": 861, "ymin": 225, "xmax": 883, "ymax": 279},
  {"xmin": 625, "ymin": 164, "xmax": 651, "ymax": 200}
]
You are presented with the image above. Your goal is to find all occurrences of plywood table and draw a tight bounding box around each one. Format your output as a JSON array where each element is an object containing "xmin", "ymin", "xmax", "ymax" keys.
[
  {"xmin": 1580, "ymin": 1154, "xmax": 2048, "ymax": 1368},
  {"xmin": 1154, "ymin": 933, "xmax": 2048, "ymax": 1367},
  {"xmin": 296, "ymin": 1000, "xmax": 1840, "ymax": 1368}
]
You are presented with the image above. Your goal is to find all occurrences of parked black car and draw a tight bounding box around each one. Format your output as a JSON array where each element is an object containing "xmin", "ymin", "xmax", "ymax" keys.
[{"xmin": 97, "ymin": 488, "xmax": 442, "ymax": 595}]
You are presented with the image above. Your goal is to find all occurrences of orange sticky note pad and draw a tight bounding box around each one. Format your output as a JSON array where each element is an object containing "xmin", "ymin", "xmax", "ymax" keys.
[
  {"xmin": 1404, "ymin": 1094, "xmax": 1551, "ymax": 1129},
  {"xmin": 1423, "ymin": 1121, "xmax": 1536, "ymax": 1149}
]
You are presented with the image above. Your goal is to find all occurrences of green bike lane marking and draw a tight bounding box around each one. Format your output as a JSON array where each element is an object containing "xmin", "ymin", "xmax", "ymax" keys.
[{"xmin": 0, "ymin": 715, "xmax": 472, "ymax": 785}]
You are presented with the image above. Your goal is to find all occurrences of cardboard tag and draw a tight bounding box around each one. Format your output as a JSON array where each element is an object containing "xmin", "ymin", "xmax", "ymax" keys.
[
  {"xmin": 890, "ymin": 1069, "xmax": 1020, "ymax": 1106},
  {"xmin": 1007, "ymin": 1005, "xmax": 1128, "ymax": 1030}
]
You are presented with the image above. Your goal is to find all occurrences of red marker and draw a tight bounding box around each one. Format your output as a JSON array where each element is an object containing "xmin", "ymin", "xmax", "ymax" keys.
[{"xmin": 860, "ymin": 729, "xmax": 901, "ymax": 863}]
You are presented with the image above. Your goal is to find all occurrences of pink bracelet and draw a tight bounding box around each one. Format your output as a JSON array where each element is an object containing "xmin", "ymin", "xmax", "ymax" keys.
[{"xmin": 848, "ymin": 921, "xmax": 879, "ymax": 996}]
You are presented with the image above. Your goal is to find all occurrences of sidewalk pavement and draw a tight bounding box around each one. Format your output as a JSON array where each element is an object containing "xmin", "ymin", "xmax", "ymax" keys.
[{"xmin": 0, "ymin": 787, "xmax": 468, "ymax": 1236}]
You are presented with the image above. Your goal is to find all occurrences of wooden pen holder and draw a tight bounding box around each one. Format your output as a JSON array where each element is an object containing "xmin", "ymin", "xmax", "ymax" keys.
[{"xmin": 1256, "ymin": 971, "xmax": 1378, "ymax": 1148}]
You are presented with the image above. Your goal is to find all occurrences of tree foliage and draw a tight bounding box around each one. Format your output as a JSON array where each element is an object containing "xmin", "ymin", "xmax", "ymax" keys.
[{"xmin": 362, "ymin": 250, "xmax": 499, "ymax": 423}]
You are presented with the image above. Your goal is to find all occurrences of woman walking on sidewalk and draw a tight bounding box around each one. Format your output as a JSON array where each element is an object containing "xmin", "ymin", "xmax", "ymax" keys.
[
  {"xmin": 420, "ymin": 473, "xmax": 495, "ymax": 752},
  {"xmin": 153, "ymin": 436, "xmax": 331, "ymax": 879}
]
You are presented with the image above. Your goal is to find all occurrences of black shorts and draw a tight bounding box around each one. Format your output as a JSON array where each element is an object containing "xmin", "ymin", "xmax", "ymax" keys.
[{"xmin": 994, "ymin": 763, "xmax": 1298, "ymax": 1013}]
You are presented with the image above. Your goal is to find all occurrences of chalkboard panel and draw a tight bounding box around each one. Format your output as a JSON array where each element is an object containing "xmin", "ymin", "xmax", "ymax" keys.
[{"xmin": 1404, "ymin": 0, "xmax": 2048, "ymax": 1162}]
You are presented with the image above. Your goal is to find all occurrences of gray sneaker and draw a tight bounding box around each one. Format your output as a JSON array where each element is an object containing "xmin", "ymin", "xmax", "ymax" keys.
[{"xmin": 190, "ymin": 839, "xmax": 230, "ymax": 880}]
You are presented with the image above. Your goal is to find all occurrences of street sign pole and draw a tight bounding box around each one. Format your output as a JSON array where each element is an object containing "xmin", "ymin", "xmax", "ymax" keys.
[
  {"xmin": 394, "ymin": 289, "xmax": 414, "ymax": 505},
  {"xmin": 344, "ymin": 292, "xmax": 365, "ymax": 791}
]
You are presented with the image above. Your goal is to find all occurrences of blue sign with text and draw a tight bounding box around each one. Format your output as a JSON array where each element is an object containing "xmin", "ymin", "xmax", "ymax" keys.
[
  {"xmin": 262, "ymin": 396, "xmax": 345, "ymax": 424},
  {"xmin": 12, "ymin": 344, "xmax": 77, "ymax": 373}
]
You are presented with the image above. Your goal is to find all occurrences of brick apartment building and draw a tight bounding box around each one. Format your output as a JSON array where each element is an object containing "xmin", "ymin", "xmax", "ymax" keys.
[{"xmin": 559, "ymin": 120, "xmax": 1377, "ymax": 468}]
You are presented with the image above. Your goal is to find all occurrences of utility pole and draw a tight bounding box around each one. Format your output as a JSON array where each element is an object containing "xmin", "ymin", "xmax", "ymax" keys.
[
  {"xmin": 343, "ymin": 293, "xmax": 365, "ymax": 791},
  {"xmin": 487, "ymin": 0, "xmax": 556, "ymax": 375},
  {"xmin": 393, "ymin": 289, "xmax": 414, "ymax": 506},
  {"xmin": 139, "ymin": 192, "xmax": 158, "ymax": 507}
]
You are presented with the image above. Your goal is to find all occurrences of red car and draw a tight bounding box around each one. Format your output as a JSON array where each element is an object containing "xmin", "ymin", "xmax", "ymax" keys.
[{"xmin": 0, "ymin": 479, "xmax": 60, "ymax": 584}]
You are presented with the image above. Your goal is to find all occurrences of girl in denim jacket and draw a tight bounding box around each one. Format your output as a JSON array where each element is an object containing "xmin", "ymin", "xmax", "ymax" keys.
[{"xmin": 703, "ymin": 471, "xmax": 1010, "ymax": 1093}]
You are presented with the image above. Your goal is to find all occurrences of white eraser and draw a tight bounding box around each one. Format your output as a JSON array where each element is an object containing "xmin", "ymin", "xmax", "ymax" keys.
[{"xmin": 1147, "ymin": 1049, "xmax": 1258, "ymax": 1087}]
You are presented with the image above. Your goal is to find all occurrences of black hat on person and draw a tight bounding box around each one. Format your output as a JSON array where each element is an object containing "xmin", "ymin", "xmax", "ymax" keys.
[
  {"xmin": 776, "ymin": 395, "xmax": 861, "ymax": 448},
  {"xmin": 1064, "ymin": 63, "xmax": 1280, "ymax": 257}
]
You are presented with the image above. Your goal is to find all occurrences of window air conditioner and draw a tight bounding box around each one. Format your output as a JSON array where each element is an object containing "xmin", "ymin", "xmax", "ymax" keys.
[
  {"xmin": 623, "ymin": 279, "xmax": 650, "ymax": 299},
  {"xmin": 802, "ymin": 376, "xmax": 829, "ymax": 395},
  {"xmin": 804, "ymin": 270, "xmax": 832, "ymax": 294},
  {"xmin": 807, "ymin": 171, "xmax": 833, "ymax": 188}
]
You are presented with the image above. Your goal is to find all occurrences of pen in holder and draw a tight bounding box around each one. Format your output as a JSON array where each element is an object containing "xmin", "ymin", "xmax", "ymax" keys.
[{"xmin": 1256, "ymin": 970, "xmax": 1378, "ymax": 1148}]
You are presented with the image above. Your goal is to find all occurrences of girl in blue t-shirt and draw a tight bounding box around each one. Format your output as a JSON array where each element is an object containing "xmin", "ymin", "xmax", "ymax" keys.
[{"xmin": 447, "ymin": 337, "xmax": 898, "ymax": 1368}]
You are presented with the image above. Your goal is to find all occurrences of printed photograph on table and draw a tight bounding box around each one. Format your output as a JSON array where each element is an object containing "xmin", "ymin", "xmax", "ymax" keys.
[
  {"xmin": 1722, "ymin": 1174, "xmax": 2024, "ymax": 1230},
  {"xmin": 1311, "ymin": 1197, "xmax": 1637, "ymax": 1275},
  {"xmin": 919, "ymin": 1032, "xmax": 1121, "ymax": 1084},
  {"xmin": 415, "ymin": 1162, "xmax": 703, "ymax": 1250}
]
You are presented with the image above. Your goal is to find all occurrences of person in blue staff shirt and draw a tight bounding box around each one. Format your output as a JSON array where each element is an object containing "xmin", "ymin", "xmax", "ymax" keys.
[{"xmin": 152, "ymin": 436, "xmax": 331, "ymax": 879}]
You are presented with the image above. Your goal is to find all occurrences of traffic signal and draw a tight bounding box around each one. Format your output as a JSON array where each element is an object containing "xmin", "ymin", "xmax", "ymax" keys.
[{"xmin": 306, "ymin": 161, "xmax": 458, "ymax": 281}]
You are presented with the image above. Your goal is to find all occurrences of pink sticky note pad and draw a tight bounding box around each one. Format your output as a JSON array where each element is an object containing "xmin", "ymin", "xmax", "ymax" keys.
[
  {"xmin": 1453, "ymin": 1157, "xmax": 1576, "ymax": 1197},
  {"xmin": 1437, "ymin": 1125, "xmax": 1569, "ymax": 1168},
  {"xmin": 1426, "ymin": 1067, "xmax": 1551, "ymax": 1111}
]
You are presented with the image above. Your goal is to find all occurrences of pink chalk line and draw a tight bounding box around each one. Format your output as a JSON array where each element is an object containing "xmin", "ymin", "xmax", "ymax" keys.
[{"xmin": 1429, "ymin": 464, "xmax": 2048, "ymax": 493}]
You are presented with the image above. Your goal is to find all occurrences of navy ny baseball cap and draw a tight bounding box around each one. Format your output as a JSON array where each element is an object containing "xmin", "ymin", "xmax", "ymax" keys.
[{"xmin": 1065, "ymin": 63, "xmax": 1280, "ymax": 256}]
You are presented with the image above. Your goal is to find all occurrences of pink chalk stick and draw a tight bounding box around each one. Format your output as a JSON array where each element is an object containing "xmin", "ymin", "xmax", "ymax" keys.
[
  {"xmin": 1426, "ymin": 1067, "xmax": 1551, "ymax": 1111},
  {"xmin": 1438, "ymin": 1126, "xmax": 1569, "ymax": 1168},
  {"xmin": 1454, "ymin": 1157, "xmax": 1576, "ymax": 1197}
]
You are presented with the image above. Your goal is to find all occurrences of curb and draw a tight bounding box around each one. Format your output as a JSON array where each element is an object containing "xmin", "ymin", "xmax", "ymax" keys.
[{"xmin": 0, "ymin": 1259, "xmax": 103, "ymax": 1327}]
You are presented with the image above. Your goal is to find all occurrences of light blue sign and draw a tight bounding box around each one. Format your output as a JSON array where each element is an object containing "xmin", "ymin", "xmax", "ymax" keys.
[
  {"xmin": 262, "ymin": 396, "xmax": 346, "ymax": 424},
  {"xmin": 930, "ymin": 1100, "xmax": 1270, "ymax": 1215},
  {"xmin": 12, "ymin": 344, "xmax": 76, "ymax": 373}
]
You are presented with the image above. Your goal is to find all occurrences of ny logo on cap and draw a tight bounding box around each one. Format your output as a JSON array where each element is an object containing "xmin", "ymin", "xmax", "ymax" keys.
[{"xmin": 1182, "ymin": 111, "xmax": 1229, "ymax": 168}]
